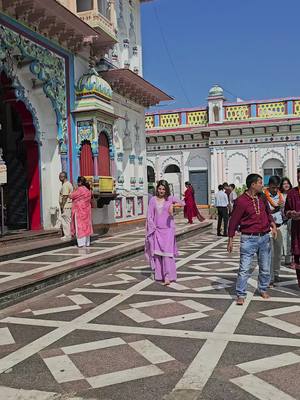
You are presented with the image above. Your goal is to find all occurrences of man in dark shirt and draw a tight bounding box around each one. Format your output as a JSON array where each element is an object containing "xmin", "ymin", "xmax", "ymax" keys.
[{"xmin": 227, "ymin": 174, "xmax": 277, "ymax": 305}]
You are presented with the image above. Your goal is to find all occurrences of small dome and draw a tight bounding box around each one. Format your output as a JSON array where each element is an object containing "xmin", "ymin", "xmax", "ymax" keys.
[
  {"xmin": 76, "ymin": 68, "xmax": 112, "ymax": 101},
  {"xmin": 208, "ymin": 84, "xmax": 224, "ymax": 97}
]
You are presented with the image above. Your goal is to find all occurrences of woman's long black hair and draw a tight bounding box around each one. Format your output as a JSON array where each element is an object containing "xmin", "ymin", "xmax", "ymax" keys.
[
  {"xmin": 156, "ymin": 180, "xmax": 171, "ymax": 199},
  {"xmin": 77, "ymin": 176, "xmax": 91, "ymax": 190},
  {"xmin": 279, "ymin": 177, "xmax": 292, "ymax": 193}
]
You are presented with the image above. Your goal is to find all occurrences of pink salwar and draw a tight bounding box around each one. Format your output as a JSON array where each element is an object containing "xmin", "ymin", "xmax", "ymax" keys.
[
  {"xmin": 145, "ymin": 195, "xmax": 184, "ymax": 282},
  {"xmin": 152, "ymin": 256, "xmax": 176, "ymax": 282}
]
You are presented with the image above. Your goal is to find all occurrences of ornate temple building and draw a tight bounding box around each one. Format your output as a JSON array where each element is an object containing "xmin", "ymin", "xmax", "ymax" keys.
[
  {"xmin": 0, "ymin": 0, "xmax": 171, "ymax": 231},
  {"xmin": 146, "ymin": 85, "xmax": 300, "ymax": 205}
]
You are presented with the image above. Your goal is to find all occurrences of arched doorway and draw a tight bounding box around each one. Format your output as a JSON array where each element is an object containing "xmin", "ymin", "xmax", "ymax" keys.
[
  {"xmin": 98, "ymin": 132, "xmax": 110, "ymax": 176},
  {"xmin": 164, "ymin": 164, "xmax": 181, "ymax": 197},
  {"xmin": 263, "ymin": 158, "xmax": 284, "ymax": 186},
  {"xmin": 0, "ymin": 71, "xmax": 41, "ymax": 230},
  {"xmin": 147, "ymin": 165, "xmax": 155, "ymax": 183},
  {"xmin": 80, "ymin": 140, "xmax": 94, "ymax": 176},
  {"xmin": 147, "ymin": 165, "xmax": 155, "ymax": 195}
]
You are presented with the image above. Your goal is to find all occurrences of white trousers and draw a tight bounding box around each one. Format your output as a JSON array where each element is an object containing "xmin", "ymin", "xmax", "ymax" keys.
[
  {"xmin": 77, "ymin": 236, "xmax": 90, "ymax": 248},
  {"xmin": 75, "ymin": 213, "xmax": 90, "ymax": 247},
  {"xmin": 61, "ymin": 208, "xmax": 72, "ymax": 238}
]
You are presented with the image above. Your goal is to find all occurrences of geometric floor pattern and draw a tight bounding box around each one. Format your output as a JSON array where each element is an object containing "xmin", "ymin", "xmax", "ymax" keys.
[{"xmin": 0, "ymin": 227, "xmax": 299, "ymax": 399}]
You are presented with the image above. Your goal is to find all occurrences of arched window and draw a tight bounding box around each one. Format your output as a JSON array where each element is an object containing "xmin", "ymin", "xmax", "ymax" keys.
[
  {"xmin": 147, "ymin": 166, "xmax": 155, "ymax": 183},
  {"xmin": 98, "ymin": 132, "xmax": 110, "ymax": 176},
  {"xmin": 165, "ymin": 164, "xmax": 180, "ymax": 173},
  {"xmin": 263, "ymin": 158, "xmax": 284, "ymax": 186},
  {"xmin": 80, "ymin": 141, "xmax": 94, "ymax": 176},
  {"xmin": 213, "ymin": 105, "xmax": 220, "ymax": 122}
]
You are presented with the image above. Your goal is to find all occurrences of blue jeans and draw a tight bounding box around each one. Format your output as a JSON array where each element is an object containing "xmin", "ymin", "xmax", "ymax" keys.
[{"xmin": 236, "ymin": 233, "xmax": 271, "ymax": 298}]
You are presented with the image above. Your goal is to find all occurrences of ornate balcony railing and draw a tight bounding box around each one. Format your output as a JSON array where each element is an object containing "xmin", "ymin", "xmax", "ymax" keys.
[
  {"xmin": 77, "ymin": 10, "xmax": 116, "ymax": 39},
  {"xmin": 145, "ymin": 98, "xmax": 300, "ymax": 131}
]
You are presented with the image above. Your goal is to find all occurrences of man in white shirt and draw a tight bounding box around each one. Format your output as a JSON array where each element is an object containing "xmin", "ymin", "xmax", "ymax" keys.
[
  {"xmin": 215, "ymin": 184, "xmax": 229, "ymax": 236},
  {"xmin": 59, "ymin": 172, "xmax": 73, "ymax": 241}
]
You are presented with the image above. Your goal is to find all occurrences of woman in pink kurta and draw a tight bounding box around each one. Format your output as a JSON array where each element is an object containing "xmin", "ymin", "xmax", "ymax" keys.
[
  {"xmin": 145, "ymin": 180, "xmax": 185, "ymax": 285},
  {"xmin": 69, "ymin": 176, "xmax": 93, "ymax": 248}
]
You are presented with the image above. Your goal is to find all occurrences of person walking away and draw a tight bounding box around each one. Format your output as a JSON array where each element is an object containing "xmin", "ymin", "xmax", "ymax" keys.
[
  {"xmin": 280, "ymin": 177, "xmax": 293, "ymax": 266},
  {"xmin": 223, "ymin": 182, "xmax": 231, "ymax": 200},
  {"xmin": 69, "ymin": 176, "xmax": 93, "ymax": 248},
  {"xmin": 229, "ymin": 183, "xmax": 237, "ymax": 215},
  {"xmin": 284, "ymin": 168, "xmax": 300, "ymax": 287},
  {"xmin": 184, "ymin": 182, "xmax": 205, "ymax": 224},
  {"xmin": 265, "ymin": 176, "xmax": 285, "ymax": 286},
  {"xmin": 227, "ymin": 174, "xmax": 277, "ymax": 305},
  {"xmin": 59, "ymin": 172, "xmax": 73, "ymax": 241},
  {"xmin": 145, "ymin": 180, "xmax": 185, "ymax": 285},
  {"xmin": 215, "ymin": 185, "xmax": 229, "ymax": 236}
]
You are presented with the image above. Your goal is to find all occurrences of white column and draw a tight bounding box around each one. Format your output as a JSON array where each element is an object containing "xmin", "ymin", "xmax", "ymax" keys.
[
  {"xmin": 292, "ymin": 144, "xmax": 297, "ymax": 186},
  {"xmin": 180, "ymin": 152, "xmax": 184, "ymax": 195},
  {"xmin": 287, "ymin": 144, "xmax": 293, "ymax": 183},
  {"xmin": 155, "ymin": 155, "xmax": 160, "ymax": 182},
  {"xmin": 250, "ymin": 147, "xmax": 256, "ymax": 173},
  {"xmin": 220, "ymin": 148, "xmax": 225, "ymax": 182},
  {"xmin": 210, "ymin": 148, "xmax": 215, "ymax": 194}
]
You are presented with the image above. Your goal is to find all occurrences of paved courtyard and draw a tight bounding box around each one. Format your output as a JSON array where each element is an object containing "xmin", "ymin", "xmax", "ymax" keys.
[{"xmin": 0, "ymin": 230, "xmax": 299, "ymax": 400}]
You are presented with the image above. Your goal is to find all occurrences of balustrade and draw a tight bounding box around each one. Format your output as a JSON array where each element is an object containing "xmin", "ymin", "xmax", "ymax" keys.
[{"xmin": 145, "ymin": 98, "xmax": 300, "ymax": 130}]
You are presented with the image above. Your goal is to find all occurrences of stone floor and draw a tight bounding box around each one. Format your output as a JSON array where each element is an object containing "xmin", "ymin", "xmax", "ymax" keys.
[
  {"xmin": 0, "ymin": 229, "xmax": 299, "ymax": 399},
  {"xmin": 0, "ymin": 219, "xmax": 210, "ymax": 303}
]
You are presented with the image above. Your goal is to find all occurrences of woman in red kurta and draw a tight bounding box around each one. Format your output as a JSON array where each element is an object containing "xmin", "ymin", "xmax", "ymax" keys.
[
  {"xmin": 285, "ymin": 170, "xmax": 300, "ymax": 287},
  {"xmin": 183, "ymin": 182, "xmax": 205, "ymax": 224},
  {"xmin": 69, "ymin": 176, "xmax": 93, "ymax": 248}
]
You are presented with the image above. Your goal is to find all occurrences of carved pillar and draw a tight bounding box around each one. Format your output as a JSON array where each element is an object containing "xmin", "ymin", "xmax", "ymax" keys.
[
  {"xmin": 210, "ymin": 147, "xmax": 218, "ymax": 203},
  {"xmin": 219, "ymin": 148, "xmax": 225, "ymax": 183},
  {"xmin": 250, "ymin": 147, "xmax": 256, "ymax": 173},
  {"xmin": 180, "ymin": 152, "xmax": 184, "ymax": 194},
  {"xmin": 216, "ymin": 150, "xmax": 220, "ymax": 186},
  {"xmin": 155, "ymin": 155, "xmax": 160, "ymax": 181},
  {"xmin": 110, "ymin": 0, "xmax": 117, "ymax": 31},
  {"xmin": 287, "ymin": 144, "xmax": 293, "ymax": 183},
  {"xmin": 292, "ymin": 144, "xmax": 297, "ymax": 186},
  {"xmin": 61, "ymin": 155, "xmax": 68, "ymax": 173}
]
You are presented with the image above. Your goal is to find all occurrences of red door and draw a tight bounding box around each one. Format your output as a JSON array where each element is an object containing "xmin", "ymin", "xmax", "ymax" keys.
[
  {"xmin": 80, "ymin": 141, "xmax": 94, "ymax": 176},
  {"xmin": 98, "ymin": 132, "xmax": 110, "ymax": 176}
]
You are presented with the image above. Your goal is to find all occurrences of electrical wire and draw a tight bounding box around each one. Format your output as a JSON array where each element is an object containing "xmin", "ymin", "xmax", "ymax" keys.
[{"xmin": 152, "ymin": 4, "xmax": 193, "ymax": 107}]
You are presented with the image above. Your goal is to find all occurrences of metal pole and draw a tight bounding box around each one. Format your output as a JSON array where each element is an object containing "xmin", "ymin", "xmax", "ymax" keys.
[{"xmin": 0, "ymin": 185, "xmax": 4, "ymax": 237}]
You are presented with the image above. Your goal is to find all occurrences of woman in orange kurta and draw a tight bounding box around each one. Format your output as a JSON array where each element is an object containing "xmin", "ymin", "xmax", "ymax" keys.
[{"xmin": 69, "ymin": 176, "xmax": 93, "ymax": 247}]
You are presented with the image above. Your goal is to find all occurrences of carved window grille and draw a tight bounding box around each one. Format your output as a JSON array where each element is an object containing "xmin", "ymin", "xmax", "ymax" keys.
[
  {"xmin": 294, "ymin": 100, "xmax": 300, "ymax": 115},
  {"xmin": 225, "ymin": 105, "xmax": 250, "ymax": 121},
  {"xmin": 159, "ymin": 113, "xmax": 180, "ymax": 128},
  {"xmin": 257, "ymin": 102, "xmax": 286, "ymax": 118},
  {"xmin": 187, "ymin": 110, "xmax": 208, "ymax": 126},
  {"xmin": 145, "ymin": 115, "xmax": 154, "ymax": 129}
]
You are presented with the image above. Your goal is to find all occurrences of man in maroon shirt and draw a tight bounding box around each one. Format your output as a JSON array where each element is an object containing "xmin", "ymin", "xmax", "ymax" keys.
[
  {"xmin": 285, "ymin": 168, "xmax": 300, "ymax": 287},
  {"xmin": 227, "ymin": 174, "xmax": 277, "ymax": 305}
]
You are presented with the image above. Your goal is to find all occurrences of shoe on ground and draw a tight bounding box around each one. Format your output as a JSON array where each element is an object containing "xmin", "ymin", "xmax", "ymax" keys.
[
  {"xmin": 61, "ymin": 236, "xmax": 71, "ymax": 241},
  {"xmin": 274, "ymin": 276, "xmax": 282, "ymax": 283},
  {"xmin": 236, "ymin": 297, "xmax": 245, "ymax": 305},
  {"xmin": 260, "ymin": 292, "xmax": 270, "ymax": 299},
  {"xmin": 268, "ymin": 281, "xmax": 274, "ymax": 288}
]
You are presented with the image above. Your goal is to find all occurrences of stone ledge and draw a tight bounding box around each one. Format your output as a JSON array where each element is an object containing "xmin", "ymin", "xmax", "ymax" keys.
[{"xmin": 0, "ymin": 221, "xmax": 212, "ymax": 308}]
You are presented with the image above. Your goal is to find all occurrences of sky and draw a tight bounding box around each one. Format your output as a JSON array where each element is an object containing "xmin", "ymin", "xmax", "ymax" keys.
[{"xmin": 141, "ymin": 0, "xmax": 300, "ymax": 111}]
